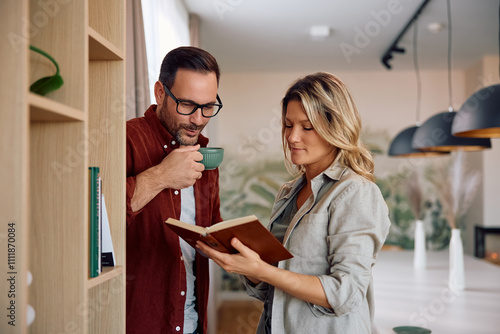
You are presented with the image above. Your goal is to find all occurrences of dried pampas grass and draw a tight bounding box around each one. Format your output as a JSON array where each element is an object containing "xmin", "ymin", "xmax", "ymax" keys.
[
  {"xmin": 404, "ymin": 168, "xmax": 424, "ymax": 221},
  {"xmin": 426, "ymin": 151, "xmax": 481, "ymax": 229}
]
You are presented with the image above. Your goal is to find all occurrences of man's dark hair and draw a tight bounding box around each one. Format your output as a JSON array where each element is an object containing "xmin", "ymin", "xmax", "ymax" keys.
[{"xmin": 159, "ymin": 46, "xmax": 220, "ymax": 89}]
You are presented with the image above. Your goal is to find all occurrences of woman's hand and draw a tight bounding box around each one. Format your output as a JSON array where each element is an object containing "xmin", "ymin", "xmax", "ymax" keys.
[
  {"xmin": 197, "ymin": 237, "xmax": 331, "ymax": 308},
  {"xmin": 196, "ymin": 237, "xmax": 263, "ymax": 284}
]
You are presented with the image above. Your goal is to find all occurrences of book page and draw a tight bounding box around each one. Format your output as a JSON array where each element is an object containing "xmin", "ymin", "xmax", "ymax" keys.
[
  {"xmin": 207, "ymin": 215, "xmax": 258, "ymax": 233},
  {"xmin": 165, "ymin": 218, "xmax": 207, "ymax": 234}
]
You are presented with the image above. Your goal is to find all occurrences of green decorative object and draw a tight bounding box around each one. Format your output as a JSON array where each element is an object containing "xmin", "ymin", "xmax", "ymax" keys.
[
  {"xmin": 29, "ymin": 45, "xmax": 64, "ymax": 96},
  {"xmin": 393, "ymin": 326, "xmax": 432, "ymax": 334}
]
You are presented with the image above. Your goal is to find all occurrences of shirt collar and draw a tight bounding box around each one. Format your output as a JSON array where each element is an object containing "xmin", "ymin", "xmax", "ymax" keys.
[
  {"xmin": 321, "ymin": 159, "xmax": 349, "ymax": 182},
  {"xmin": 277, "ymin": 159, "xmax": 349, "ymax": 201}
]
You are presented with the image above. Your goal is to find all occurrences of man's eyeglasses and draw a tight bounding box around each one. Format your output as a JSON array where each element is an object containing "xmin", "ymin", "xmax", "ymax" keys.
[{"xmin": 163, "ymin": 84, "xmax": 223, "ymax": 118}]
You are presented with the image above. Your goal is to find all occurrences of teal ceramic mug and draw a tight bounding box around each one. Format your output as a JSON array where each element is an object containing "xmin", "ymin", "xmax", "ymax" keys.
[{"xmin": 198, "ymin": 147, "xmax": 224, "ymax": 170}]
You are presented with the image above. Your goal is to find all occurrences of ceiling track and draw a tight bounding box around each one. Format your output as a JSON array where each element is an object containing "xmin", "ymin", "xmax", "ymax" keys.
[{"xmin": 381, "ymin": 0, "xmax": 432, "ymax": 70}]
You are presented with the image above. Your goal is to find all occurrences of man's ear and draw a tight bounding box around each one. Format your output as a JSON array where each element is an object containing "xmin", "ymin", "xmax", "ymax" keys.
[{"xmin": 154, "ymin": 81, "xmax": 165, "ymax": 105}]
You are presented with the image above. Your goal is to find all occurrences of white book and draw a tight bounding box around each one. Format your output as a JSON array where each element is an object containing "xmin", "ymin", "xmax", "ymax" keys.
[{"xmin": 101, "ymin": 195, "xmax": 115, "ymax": 266}]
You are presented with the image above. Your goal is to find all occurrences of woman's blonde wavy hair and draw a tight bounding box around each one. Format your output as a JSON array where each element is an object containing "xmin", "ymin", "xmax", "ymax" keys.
[{"xmin": 281, "ymin": 72, "xmax": 375, "ymax": 182}]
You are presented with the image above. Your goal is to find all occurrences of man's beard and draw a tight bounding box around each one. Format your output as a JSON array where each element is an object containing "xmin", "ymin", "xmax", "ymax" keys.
[
  {"xmin": 159, "ymin": 98, "xmax": 205, "ymax": 146},
  {"xmin": 175, "ymin": 123, "xmax": 204, "ymax": 146}
]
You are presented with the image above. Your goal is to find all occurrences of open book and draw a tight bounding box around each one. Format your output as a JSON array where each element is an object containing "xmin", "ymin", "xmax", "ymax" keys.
[{"xmin": 165, "ymin": 215, "xmax": 293, "ymax": 264}]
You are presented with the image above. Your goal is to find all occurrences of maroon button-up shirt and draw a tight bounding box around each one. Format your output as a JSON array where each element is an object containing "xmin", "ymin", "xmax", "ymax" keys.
[{"xmin": 126, "ymin": 105, "xmax": 222, "ymax": 334}]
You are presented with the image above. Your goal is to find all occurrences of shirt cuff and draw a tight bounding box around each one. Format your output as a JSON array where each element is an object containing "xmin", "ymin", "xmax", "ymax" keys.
[{"xmin": 126, "ymin": 175, "xmax": 143, "ymax": 225}]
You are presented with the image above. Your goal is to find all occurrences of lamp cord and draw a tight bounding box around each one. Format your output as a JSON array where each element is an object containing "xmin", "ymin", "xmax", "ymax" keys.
[
  {"xmin": 447, "ymin": 0, "xmax": 453, "ymax": 112},
  {"xmin": 413, "ymin": 19, "xmax": 422, "ymax": 126}
]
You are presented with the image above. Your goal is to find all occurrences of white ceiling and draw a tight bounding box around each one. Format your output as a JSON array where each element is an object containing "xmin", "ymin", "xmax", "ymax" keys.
[{"xmin": 184, "ymin": 0, "xmax": 499, "ymax": 72}]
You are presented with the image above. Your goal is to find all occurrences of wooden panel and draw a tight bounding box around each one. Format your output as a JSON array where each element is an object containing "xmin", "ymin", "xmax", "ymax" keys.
[
  {"xmin": 29, "ymin": 122, "xmax": 87, "ymax": 333},
  {"xmin": 88, "ymin": 59, "xmax": 125, "ymax": 331},
  {"xmin": 89, "ymin": 27, "xmax": 124, "ymax": 61},
  {"xmin": 0, "ymin": 1, "xmax": 29, "ymax": 333},
  {"xmin": 29, "ymin": 0, "xmax": 87, "ymax": 111},
  {"xmin": 88, "ymin": 60, "xmax": 126, "ymax": 267},
  {"xmin": 29, "ymin": 93, "xmax": 85, "ymax": 122},
  {"xmin": 89, "ymin": 0, "xmax": 125, "ymax": 53},
  {"xmin": 88, "ymin": 274, "xmax": 125, "ymax": 333},
  {"xmin": 1, "ymin": 0, "xmax": 126, "ymax": 332},
  {"xmin": 87, "ymin": 2, "xmax": 126, "ymax": 333},
  {"xmin": 87, "ymin": 266, "xmax": 124, "ymax": 289}
]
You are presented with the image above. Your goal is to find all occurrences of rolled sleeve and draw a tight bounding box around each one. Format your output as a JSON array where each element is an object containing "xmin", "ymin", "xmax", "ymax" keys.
[{"xmin": 126, "ymin": 175, "xmax": 144, "ymax": 226}]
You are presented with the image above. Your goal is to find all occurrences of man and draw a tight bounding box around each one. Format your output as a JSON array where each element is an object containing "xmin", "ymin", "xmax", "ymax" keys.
[{"xmin": 126, "ymin": 46, "xmax": 223, "ymax": 334}]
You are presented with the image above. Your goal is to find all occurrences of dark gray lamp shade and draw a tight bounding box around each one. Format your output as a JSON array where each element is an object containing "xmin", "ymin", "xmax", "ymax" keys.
[
  {"xmin": 388, "ymin": 126, "xmax": 449, "ymax": 157},
  {"xmin": 412, "ymin": 111, "xmax": 492, "ymax": 151},
  {"xmin": 452, "ymin": 84, "xmax": 500, "ymax": 138}
]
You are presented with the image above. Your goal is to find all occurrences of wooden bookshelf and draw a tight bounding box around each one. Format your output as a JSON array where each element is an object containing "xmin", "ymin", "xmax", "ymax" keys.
[
  {"xmin": 29, "ymin": 93, "xmax": 86, "ymax": 122},
  {"xmin": 0, "ymin": 0, "xmax": 126, "ymax": 333}
]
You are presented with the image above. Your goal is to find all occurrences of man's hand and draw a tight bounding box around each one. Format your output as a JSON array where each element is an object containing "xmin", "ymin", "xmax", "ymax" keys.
[
  {"xmin": 130, "ymin": 145, "xmax": 204, "ymax": 212},
  {"xmin": 157, "ymin": 145, "xmax": 205, "ymax": 190}
]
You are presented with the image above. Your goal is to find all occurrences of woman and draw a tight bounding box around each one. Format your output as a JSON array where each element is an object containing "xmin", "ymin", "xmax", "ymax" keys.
[{"xmin": 197, "ymin": 72, "xmax": 390, "ymax": 333}]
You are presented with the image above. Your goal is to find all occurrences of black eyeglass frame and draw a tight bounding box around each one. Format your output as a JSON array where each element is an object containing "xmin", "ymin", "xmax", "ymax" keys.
[{"xmin": 163, "ymin": 83, "xmax": 223, "ymax": 118}]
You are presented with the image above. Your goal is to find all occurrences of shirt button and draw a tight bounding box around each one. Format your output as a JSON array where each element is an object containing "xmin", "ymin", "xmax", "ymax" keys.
[
  {"xmin": 180, "ymin": 255, "xmax": 184, "ymax": 261},
  {"xmin": 181, "ymin": 291, "xmax": 185, "ymax": 296},
  {"xmin": 163, "ymin": 144, "xmax": 167, "ymax": 149},
  {"xmin": 171, "ymin": 140, "xmax": 176, "ymax": 145},
  {"xmin": 175, "ymin": 326, "xmax": 181, "ymax": 331},
  {"xmin": 174, "ymin": 190, "xmax": 179, "ymax": 195}
]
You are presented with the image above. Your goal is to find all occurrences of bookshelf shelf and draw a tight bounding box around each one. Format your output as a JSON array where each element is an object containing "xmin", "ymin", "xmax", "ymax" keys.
[
  {"xmin": 89, "ymin": 27, "xmax": 124, "ymax": 61},
  {"xmin": 29, "ymin": 93, "xmax": 86, "ymax": 122},
  {"xmin": 87, "ymin": 266, "xmax": 125, "ymax": 289},
  {"xmin": 1, "ymin": 0, "xmax": 126, "ymax": 333}
]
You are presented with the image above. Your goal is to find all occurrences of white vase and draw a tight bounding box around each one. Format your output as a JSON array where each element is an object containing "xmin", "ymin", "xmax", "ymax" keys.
[
  {"xmin": 413, "ymin": 220, "xmax": 426, "ymax": 269},
  {"xmin": 448, "ymin": 228, "xmax": 465, "ymax": 290}
]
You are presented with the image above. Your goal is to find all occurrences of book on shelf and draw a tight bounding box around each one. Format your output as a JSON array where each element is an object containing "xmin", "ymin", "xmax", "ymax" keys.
[
  {"xmin": 101, "ymin": 194, "xmax": 116, "ymax": 267},
  {"xmin": 165, "ymin": 215, "xmax": 293, "ymax": 264},
  {"xmin": 98, "ymin": 175, "xmax": 102, "ymax": 274},
  {"xmin": 88, "ymin": 166, "xmax": 101, "ymax": 278}
]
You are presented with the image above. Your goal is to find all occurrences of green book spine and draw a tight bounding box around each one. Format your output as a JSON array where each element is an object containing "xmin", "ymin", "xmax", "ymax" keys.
[{"xmin": 89, "ymin": 167, "xmax": 100, "ymax": 278}]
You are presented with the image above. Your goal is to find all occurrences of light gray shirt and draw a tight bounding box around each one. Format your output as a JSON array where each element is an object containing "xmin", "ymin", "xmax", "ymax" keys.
[
  {"xmin": 242, "ymin": 162, "xmax": 391, "ymax": 334},
  {"xmin": 180, "ymin": 186, "xmax": 198, "ymax": 333}
]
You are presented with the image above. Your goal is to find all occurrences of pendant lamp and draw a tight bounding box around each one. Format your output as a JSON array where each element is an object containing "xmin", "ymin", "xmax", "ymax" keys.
[
  {"xmin": 412, "ymin": 0, "xmax": 492, "ymax": 152},
  {"xmin": 388, "ymin": 15, "xmax": 449, "ymax": 157},
  {"xmin": 389, "ymin": 125, "xmax": 448, "ymax": 157},
  {"xmin": 412, "ymin": 108, "xmax": 491, "ymax": 151},
  {"xmin": 451, "ymin": 2, "xmax": 500, "ymax": 138},
  {"xmin": 452, "ymin": 84, "xmax": 500, "ymax": 137}
]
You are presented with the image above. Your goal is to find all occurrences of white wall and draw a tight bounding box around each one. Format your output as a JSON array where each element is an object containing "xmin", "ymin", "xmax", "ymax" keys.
[
  {"xmin": 476, "ymin": 57, "xmax": 500, "ymax": 228},
  {"xmin": 461, "ymin": 56, "xmax": 500, "ymax": 254},
  {"xmin": 210, "ymin": 68, "xmax": 467, "ymax": 175}
]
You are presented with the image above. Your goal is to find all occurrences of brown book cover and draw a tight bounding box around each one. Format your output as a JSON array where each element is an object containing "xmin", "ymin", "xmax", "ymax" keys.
[{"xmin": 165, "ymin": 215, "xmax": 293, "ymax": 264}]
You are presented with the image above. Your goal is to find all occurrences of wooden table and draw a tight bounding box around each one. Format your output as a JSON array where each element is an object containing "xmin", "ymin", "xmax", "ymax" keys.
[{"xmin": 372, "ymin": 250, "xmax": 500, "ymax": 334}]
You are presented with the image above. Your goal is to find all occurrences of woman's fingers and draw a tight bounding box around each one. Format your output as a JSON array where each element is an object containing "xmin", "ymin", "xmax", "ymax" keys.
[{"xmin": 230, "ymin": 237, "xmax": 259, "ymax": 260}]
